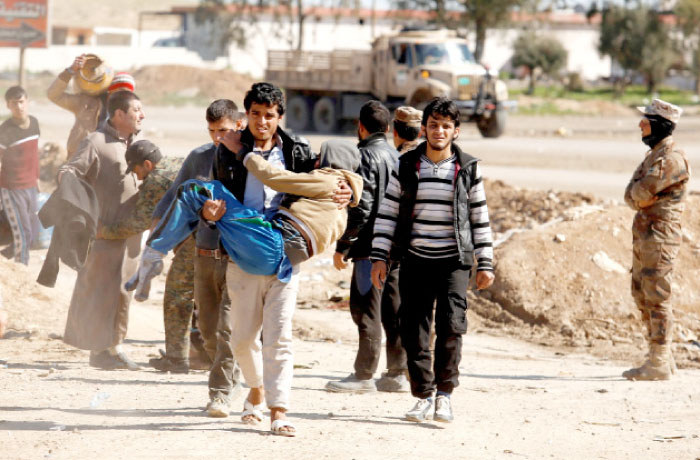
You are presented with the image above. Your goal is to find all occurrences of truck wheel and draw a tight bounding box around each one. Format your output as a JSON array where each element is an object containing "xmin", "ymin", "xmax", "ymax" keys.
[
  {"xmin": 312, "ymin": 97, "xmax": 337, "ymax": 133},
  {"xmin": 286, "ymin": 96, "xmax": 312, "ymax": 132},
  {"xmin": 477, "ymin": 108, "xmax": 506, "ymax": 138}
]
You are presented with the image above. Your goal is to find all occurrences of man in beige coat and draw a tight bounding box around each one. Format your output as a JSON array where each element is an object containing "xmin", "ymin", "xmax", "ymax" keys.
[
  {"xmin": 48, "ymin": 54, "xmax": 134, "ymax": 159},
  {"xmin": 58, "ymin": 90, "xmax": 145, "ymax": 370}
]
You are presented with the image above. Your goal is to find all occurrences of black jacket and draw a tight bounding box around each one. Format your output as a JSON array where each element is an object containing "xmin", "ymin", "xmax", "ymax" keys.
[
  {"xmin": 213, "ymin": 126, "xmax": 317, "ymax": 202},
  {"xmin": 37, "ymin": 172, "xmax": 99, "ymax": 287},
  {"xmin": 336, "ymin": 132, "xmax": 398, "ymax": 259},
  {"xmin": 392, "ymin": 142, "xmax": 479, "ymax": 266}
]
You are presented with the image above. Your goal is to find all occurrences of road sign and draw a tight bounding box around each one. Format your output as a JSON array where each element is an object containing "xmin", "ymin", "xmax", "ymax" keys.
[{"xmin": 0, "ymin": 0, "xmax": 48, "ymax": 48}]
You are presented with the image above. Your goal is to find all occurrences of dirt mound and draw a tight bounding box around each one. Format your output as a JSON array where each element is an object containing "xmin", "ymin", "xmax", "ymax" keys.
[
  {"xmin": 471, "ymin": 194, "xmax": 700, "ymax": 369},
  {"xmin": 484, "ymin": 179, "xmax": 601, "ymax": 238},
  {"xmin": 0, "ymin": 257, "xmax": 71, "ymax": 339},
  {"xmin": 131, "ymin": 65, "xmax": 255, "ymax": 106}
]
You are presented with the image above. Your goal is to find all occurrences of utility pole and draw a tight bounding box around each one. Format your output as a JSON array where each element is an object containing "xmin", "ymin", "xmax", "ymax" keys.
[{"xmin": 18, "ymin": 44, "xmax": 26, "ymax": 86}]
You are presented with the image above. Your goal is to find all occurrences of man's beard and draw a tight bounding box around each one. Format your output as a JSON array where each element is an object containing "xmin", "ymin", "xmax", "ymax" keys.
[{"xmin": 427, "ymin": 138, "xmax": 451, "ymax": 152}]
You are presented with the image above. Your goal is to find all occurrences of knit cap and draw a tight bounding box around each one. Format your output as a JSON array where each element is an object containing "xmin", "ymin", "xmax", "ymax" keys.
[{"xmin": 108, "ymin": 72, "xmax": 135, "ymax": 94}]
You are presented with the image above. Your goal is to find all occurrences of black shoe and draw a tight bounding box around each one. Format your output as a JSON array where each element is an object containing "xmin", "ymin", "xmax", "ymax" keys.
[
  {"xmin": 90, "ymin": 351, "xmax": 141, "ymax": 371},
  {"xmin": 149, "ymin": 356, "xmax": 189, "ymax": 374}
]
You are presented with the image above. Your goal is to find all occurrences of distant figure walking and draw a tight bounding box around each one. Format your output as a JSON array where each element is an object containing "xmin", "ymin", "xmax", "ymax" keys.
[{"xmin": 0, "ymin": 86, "xmax": 41, "ymax": 265}]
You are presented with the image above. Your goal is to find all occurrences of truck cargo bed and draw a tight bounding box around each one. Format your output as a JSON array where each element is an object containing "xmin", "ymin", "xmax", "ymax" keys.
[{"xmin": 266, "ymin": 49, "xmax": 373, "ymax": 93}]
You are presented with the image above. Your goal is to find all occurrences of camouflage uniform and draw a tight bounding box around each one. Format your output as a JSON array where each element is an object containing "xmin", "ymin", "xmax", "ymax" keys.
[
  {"xmin": 397, "ymin": 139, "xmax": 422, "ymax": 155},
  {"xmin": 624, "ymin": 136, "xmax": 690, "ymax": 348},
  {"xmin": 101, "ymin": 156, "xmax": 196, "ymax": 360}
]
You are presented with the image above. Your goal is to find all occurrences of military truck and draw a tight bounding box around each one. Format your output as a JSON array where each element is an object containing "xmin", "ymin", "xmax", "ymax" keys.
[{"xmin": 265, "ymin": 28, "xmax": 515, "ymax": 137}]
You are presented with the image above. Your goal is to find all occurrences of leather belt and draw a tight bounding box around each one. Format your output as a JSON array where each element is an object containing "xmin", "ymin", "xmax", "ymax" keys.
[
  {"xmin": 196, "ymin": 248, "xmax": 226, "ymax": 259},
  {"xmin": 281, "ymin": 216, "xmax": 314, "ymax": 258}
]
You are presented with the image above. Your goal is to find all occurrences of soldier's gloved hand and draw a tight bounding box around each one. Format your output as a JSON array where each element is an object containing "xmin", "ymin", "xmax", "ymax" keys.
[{"xmin": 125, "ymin": 246, "xmax": 166, "ymax": 302}]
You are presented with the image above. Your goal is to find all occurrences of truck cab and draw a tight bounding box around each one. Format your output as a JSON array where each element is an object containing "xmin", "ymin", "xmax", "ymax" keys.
[
  {"xmin": 374, "ymin": 29, "xmax": 513, "ymax": 137},
  {"xmin": 266, "ymin": 27, "xmax": 515, "ymax": 137}
]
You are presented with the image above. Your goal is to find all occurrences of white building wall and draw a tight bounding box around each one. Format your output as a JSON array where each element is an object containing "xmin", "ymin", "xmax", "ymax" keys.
[
  {"xmin": 0, "ymin": 15, "xmax": 617, "ymax": 83},
  {"xmin": 475, "ymin": 27, "xmax": 611, "ymax": 81},
  {"xmin": 0, "ymin": 45, "xmax": 220, "ymax": 74},
  {"xmin": 214, "ymin": 17, "xmax": 612, "ymax": 80},
  {"xmin": 220, "ymin": 16, "xmax": 399, "ymax": 78}
]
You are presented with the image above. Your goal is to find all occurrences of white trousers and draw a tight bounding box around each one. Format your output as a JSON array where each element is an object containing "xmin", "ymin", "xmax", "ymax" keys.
[{"xmin": 225, "ymin": 262, "xmax": 299, "ymax": 410}]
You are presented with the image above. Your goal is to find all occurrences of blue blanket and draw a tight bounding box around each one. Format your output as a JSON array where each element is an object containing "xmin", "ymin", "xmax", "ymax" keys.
[{"xmin": 148, "ymin": 179, "xmax": 292, "ymax": 282}]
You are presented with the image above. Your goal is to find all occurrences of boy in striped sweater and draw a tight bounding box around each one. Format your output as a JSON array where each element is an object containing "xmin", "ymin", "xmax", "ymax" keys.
[{"xmin": 370, "ymin": 97, "xmax": 495, "ymax": 423}]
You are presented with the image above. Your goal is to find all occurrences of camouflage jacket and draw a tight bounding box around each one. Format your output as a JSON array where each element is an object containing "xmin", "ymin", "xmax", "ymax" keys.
[
  {"xmin": 101, "ymin": 156, "xmax": 184, "ymax": 239},
  {"xmin": 397, "ymin": 139, "xmax": 423, "ymax": 155},
  {"xmin": 624, "ymin": 136, "xmax": 690, "ymax": 240}
]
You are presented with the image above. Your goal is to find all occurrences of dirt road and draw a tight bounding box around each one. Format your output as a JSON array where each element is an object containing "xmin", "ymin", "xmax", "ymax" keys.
[
  {"xmin": 2, "ymin": 302, "xmax": 699, "ymax": 460},
  {"xmin": 2, "ymin": 246, "xmax": 699, "ymax": 460},
  {"xmin": 34, "ymin": 102, "xmax": 700, "ymax": 200},
  {"xmin": 2, "ymin": 104, "xmax": 699, "ymax": 459}
]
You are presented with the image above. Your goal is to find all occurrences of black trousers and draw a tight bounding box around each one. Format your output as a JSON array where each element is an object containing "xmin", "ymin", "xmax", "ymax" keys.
[
  {"xmin": 399, "ymin": 255, "xmax": 470, "ymax": 399},
  {"xmin": 350, "ymin": 259, "xmax": 406, "ymax": 380}
]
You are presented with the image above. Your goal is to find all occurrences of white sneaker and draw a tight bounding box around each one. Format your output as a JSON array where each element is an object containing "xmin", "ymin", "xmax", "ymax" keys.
[
  {"xmin": 405, "ymin": 398, "xmax": 434, "ymax": 422},
  {"xmin": 434, "ymin": 395, "xmax": 453, "ymax": 423}
]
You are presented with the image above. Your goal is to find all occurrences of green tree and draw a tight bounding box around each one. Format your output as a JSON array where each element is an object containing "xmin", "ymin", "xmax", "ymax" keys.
[
  {"xmin": 195, "ymin": 0, "xmax": 309, "ymax": 56},
  {"xmin": 676, "ymin": 0, "xmax": 700, "ymax": 94},
  {"xmin": 598, "ymin": 3, "xmax": 677, "ymax": 95},
  {"xmin": 394, "ymin": 0, "xmax": 524, "ymax": 63},
  {"xmin": 195, "ymin": 0, "xmax": 253, "ymax": 55},
  {"xmin": 511, "ymin": 31, "xmax": 568, "ymax": 94},
  {"xmin": 462, "ymin": 0, "xmax": 524, "ymax": 63}
]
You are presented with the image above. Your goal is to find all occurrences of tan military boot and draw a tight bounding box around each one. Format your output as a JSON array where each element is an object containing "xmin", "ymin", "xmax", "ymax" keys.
[{"xmin": 622, "ymin": 343, "xmax": 672, "ymax": 381}]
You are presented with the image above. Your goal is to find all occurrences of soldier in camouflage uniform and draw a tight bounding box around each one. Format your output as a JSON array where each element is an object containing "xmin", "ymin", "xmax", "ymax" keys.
[
  {"xmin": 99, "ymin": 140, "xmax": 195, "ymax": 374},
  {"xmin": 392, "ymin": 106, "xmax": 424, "ymax": 155},
  {"xmin": 623, "ymin": 99, "xmax": 690, "ymax": 381}
]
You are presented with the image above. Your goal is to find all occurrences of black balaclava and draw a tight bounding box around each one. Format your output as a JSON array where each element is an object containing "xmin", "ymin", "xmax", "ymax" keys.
[{"xmin": 642, "ymin": 114, "xmax": 675, "ymax": 148}]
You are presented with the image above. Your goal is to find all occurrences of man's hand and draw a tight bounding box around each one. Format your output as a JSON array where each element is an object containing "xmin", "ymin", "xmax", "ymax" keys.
[
  {"xmin": 371, "ymin": 260, "xmax": 387, "ymax": 290},
  {"xmin": 333, "ymin": 252, "xmax": 349, "ymax": 271},
  {"xmin": 201, "ymin": 199, "xmax": 226, "ymax": 222},
  {"xmin": 333, "ymin": 180, "xmax": 352, "ymax": 209},
  {"xmin": 638, "ymin": 196, "xmax": 658, "ymax": 209},
  {"xmin": 70, "ymin": 54, "xmax": 86, "ymax": 73},
  {"xmin": 95, "ymin": 225, "xmax": 105, "ymax": 239},
  {"xmin": 476, "ymin": 270, "xmax": 495, "ymax": 290}
]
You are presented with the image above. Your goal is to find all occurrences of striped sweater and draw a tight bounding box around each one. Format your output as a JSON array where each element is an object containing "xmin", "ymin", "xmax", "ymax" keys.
[{"xmin": 371, "ymin": 154, "xmax": 494, "ymax": 271}]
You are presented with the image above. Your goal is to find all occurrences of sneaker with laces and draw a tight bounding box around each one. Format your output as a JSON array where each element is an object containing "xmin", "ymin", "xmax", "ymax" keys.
[
  {"xmin": 325, "ymin": 373, "xmax": 377, "ymax": 393},
  {"xmin": 207, "ymin": 397, "xmax": 230, "ymax": 418},
  {"xmin": 434, "ymin": 395, "xmax": 453, "ymax": 423},
  {"xmin": 405, "ymin": 397, "xmax": 434, "ymax": 422}
]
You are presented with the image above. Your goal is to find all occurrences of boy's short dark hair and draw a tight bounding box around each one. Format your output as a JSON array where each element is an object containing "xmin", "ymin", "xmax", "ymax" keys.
[
  {"xmin": 359, "ymin": 100, "xmax": 390, "ymax": 134},
  {"xmin": 206, "ymin": 99, "xmax": 240, "ymax": 123},
  {"xmin": 393, "ymin": 120, "xmax": 421, "ymax": 141},
  {"xmin": 4, "ymin": 86, "xmax": 27, "ymax": 102},
  {"xmin": 107, "ymin": 91, "xmax": 140, "ymax": 118},
  {"xmin": 422, "ymin": 97, "xmax": 461, "ymax": 128},
  {"xmin": 243, "ymin": 82, "xmax": 285, "ymax": 116}
]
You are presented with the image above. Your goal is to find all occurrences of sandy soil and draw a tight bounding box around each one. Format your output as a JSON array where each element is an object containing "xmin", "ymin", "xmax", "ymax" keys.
[
  {"xmin": 2, "ymin": 70, "xmax": 700, "ymax": 458},
  {"xmin": 1, "ymin": 251, "xmax": 699, "ymax": 460}
]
